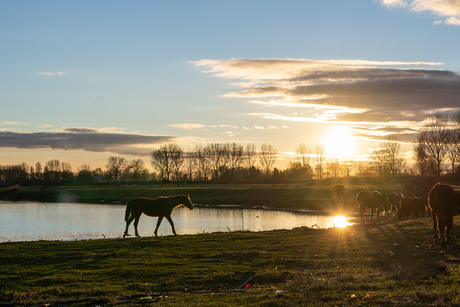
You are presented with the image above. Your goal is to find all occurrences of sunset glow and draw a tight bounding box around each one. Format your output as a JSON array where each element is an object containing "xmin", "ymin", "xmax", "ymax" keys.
[
  {"xmin": 323, "ymin": 130, "xmax": 358, "ymax": 159},
  {"xmin": 333, "ymin": 216, "xmax": 353, "ymax": 228}
]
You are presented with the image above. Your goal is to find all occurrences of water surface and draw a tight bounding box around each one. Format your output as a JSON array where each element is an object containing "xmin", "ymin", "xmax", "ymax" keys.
[{"xmin": 0, "ymin": 202, "xmax": 353, "ymax": 242}]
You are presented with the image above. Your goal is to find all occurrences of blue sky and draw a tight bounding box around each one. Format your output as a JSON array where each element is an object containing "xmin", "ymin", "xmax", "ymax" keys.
[{"xmin": 1, "ymin": 1, "xmax": 460, "ymax": 171}]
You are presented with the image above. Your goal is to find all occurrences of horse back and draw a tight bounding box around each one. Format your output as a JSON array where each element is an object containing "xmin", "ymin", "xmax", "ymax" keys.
[{"xmin": 429, "ymin": 184, "xmax": 456, "ymax": 218}]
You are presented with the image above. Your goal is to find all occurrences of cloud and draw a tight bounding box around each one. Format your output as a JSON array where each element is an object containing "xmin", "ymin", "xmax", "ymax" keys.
[
  {"xmin": 194, "ymin": 58, "xmax": 460, "ymax": 127},
  {"xmin": 1, "ymin": 121, "xmax": 22, "ymax": 125},
  {"xmin": 381, "ymin": 0, "xmax": 408, "ymax": 8},
  {"xmin": 37, "ymin": 72, "xmax": 64, "ymax": 76},
  {"xmin": 0, "ymin": 128, "xmax": 177, "ymax": 156},
  {"xmin": 255, "ymin": 125, "xmax": 265, "ymax": 129},
  {"xmin": 381, "ymin": 0, "xmax": 460, "ymax": 26},
  {"xmin": 434, "ymin": 16, "xmax": 460, "ymax": 25},
  {"xmin": 170, "ymin": 123, "xmax": 206, "ymax": 130}
]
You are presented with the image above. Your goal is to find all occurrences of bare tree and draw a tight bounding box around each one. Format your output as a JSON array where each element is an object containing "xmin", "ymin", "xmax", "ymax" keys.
[
  {"xmin": 383, "ymin": 136, "xmax": 405, "ymax": 176},
  {"xmin": 328, "ymin": 159, "xmax": 341, "ymax": 178},
  {"xmin": 106, "ymin": 156, "xmax": 127, "ymax": 181},
  {"xmin": 314, "ymin": 142, "xmax": 326, "ymax": 179},
  {"xmin": 342, "ymin": 159, "xmax": 355, "ymax": 177},
  {"xmin": 259, "ymin": 143, "xmax": 278, "ymax": 179},
  {"xmin": 61, "ymin": 162, "xmax": 73, "ymax": 181},
  {"xmin": 35, "ymin": 161, "xmax": 42, "ymax": 180},
  {"xmin": 45, "ymin": 159, "xmax": 60, "ymax": 181},
  {"xmin": 205, "ymin": 143, "xmax": 228, "ymax": 180},
  {"xmin": 78, "ymin": 164, "xmax": 93, "ymax": 181},
  {"xmin": 243, "ymin": 143, "xmax": 258, "ymax": 177},
  {"xmin": 446, "ymin": 111, "xmax": 460, "ymax": 174},
  {"xmin": 184, "ymin": 152, "xmax": 196, "ymax": 181},
  {"xmin": 151, "ymin": 143, "xmax": 183, "ymax": 180},
  {"xmin": 227, "ymin": 143, "xmax": 244, "ymax": 181},
  {"xmin": 413, "ymin": 142, "xmax": 429, "ymax": 176},
  {"xmin": 295, "ymin": 143, "xmax": 312, "ymax": 167},
  {"xmin": 129, "ymin": 159, "xmax": 146, "ymax": 180},
  {"xmin": 416, "ymin": 114, "xmax": 449, "ymax": 176},
  {"xmin": 193, "ymin": 144, "xmax": 208, "ymax": 181}
]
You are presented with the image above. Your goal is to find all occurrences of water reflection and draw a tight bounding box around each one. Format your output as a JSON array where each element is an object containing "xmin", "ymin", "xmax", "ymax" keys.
[{"xmin": 0, "ymin": 202, "xmax": 354, "ymax": 242}]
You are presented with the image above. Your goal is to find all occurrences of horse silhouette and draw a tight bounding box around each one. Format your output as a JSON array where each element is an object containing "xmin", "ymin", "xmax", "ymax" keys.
[
  {"xmin": 356, "ymin": 191, "xmax": 386, "ymax": 224},
  {"xmin": 162, "ymin": 179, "xmax": 172, "ymax": 187},
  {"xmin": 123, "ymin": 194, "xmax": 194, "ymax": 238},
  {"xmin": 397, "ymin": 197, "xmax": 425, "ymax": 220},
  {"xmin": 428, "ymin": 183, "xmax": 456, "ymax": 247},
  {"xmin": 385, "ymin": 192, "xmax": 403, "ymax": 213},
  {"xmin": 332, "ymin": 184, "xmax": 346, "ymax": 212}
]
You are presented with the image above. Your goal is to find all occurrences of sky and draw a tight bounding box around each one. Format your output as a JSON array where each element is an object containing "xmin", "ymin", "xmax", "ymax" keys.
[{"xmin": 1, "ymin": 0, "xmax": 460, "ymax": 172}]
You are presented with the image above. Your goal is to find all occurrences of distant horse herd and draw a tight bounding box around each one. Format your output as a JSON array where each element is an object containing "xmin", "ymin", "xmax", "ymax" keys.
[{"xmin": 339, "ymin": 182, "xmax": 459, "ymax": 247}]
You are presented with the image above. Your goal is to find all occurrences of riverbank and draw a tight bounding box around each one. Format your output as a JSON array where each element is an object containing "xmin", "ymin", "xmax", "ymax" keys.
[
  {"xmin": 1, "ymin": 176, "xmax": 453, "ymax": 213},
  {"xmin": 1, "ymin": 216, "xmax": 460, "ymax": 306}
]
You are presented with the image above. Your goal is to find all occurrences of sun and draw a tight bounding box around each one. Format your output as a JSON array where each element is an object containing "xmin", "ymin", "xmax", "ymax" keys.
[
  {"xmin": 323, "ymin": 130, "xmax": 357, "ymax": 159},
  {"xmin": 333, "ymin": 215, "xmax": 353, "ymax": 228}
]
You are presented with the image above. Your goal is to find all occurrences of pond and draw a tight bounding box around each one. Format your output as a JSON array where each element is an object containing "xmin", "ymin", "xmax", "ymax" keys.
[{"xmin": 0, "ymin": 202, "xmax": 355, "ymax": 242}]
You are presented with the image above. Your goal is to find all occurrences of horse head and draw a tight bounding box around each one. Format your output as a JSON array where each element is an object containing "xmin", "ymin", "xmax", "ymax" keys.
[{"xmin": 183, "ymin": 194, "xmax": 194, "ymax": 210}]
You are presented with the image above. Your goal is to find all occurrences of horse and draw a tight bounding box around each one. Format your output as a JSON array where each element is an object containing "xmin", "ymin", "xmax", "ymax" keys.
[
  {"xmin": 332, "ymin": 184, "xmax": 346, "ymax": 212},
  {"xmin": 162, "ymin": 179, "xmax": 172, "ymax": 187},
  {"xmin": 356, "ymin": 191, "xmax": 386, "ymax": 224},
  {"xmin": 397, "ymin": 197, "xmax": 425, "ymax": 220},
  {"xmin": 385, "ymin": 192, "xmax": 403, "ymax": 214},
  {"xmin": 123, "ymin": 194, "xmax": 194, "ymax": 238},
  {"xmin": 403, "ymin": 183, "xmax": 416, "ymax": 198},
  {"xmin": 428, "ymin": 183, "xmax": 456, "ymax": 247}
]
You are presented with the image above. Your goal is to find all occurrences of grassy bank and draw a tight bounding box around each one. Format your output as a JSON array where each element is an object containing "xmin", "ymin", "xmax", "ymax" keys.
[{"xmin": 2, "ymin": 216, "xmax": 460, "ymax": 306}]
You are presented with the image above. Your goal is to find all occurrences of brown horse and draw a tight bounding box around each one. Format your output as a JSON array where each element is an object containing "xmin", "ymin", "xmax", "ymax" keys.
[
  {"xmin": 356, "ymin": 191, "xmax": 386, "ymax": 224},
  {"xmin": 123, "ymin": 194, "xmax": 194, "ymax": 238},
  {"xmin": 161, "ymin": 179, "xmax": 172, "ymax": 187},
  {"xmin": 398, "ymin": 197, "xmax": 425, "ymax": 220},
  {"xmin": 428, "ymin": 183, "xmax": 456, "ymax": 247},
  {"xmin": 385, "ymin": 192, "xmax": 403, "ymax": 214}
]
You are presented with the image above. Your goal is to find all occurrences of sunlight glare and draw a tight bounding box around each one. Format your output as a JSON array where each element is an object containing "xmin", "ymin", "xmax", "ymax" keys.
[
  {"xmin": 333, "ymin": 215, "xmax": 352, "ymax": 228},
  {"xmin": 323, "ymin": 130, "xmax": 357, "ymax": 159}
]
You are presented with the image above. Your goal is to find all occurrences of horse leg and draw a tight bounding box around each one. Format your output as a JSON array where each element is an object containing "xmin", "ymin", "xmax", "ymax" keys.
[
  {"xmin": 376, "ymin": 208, "xmax": 380, "ymax": 223},
  {"xmin": 431, "ymin": 211, "xmax": 438, "ymax": 243},
  {"xmin": 165, "ymin": 215, "xmax": 177, "ymax": 236},
  {"xmin": 133, "ymin": 217, "xmax": 142, "ymax": 237},
  {"xmin": 154, "ymin": 216, "xmax": 164, "ymax": 237},
  {"xmin": 123, "ymin": 217, "xmax": 134, "ymax": 238}
]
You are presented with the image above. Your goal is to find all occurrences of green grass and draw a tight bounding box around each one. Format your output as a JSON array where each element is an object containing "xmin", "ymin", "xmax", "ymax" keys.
[{"xmin": 2, "ymin": 215, "xmax": 460, "ymax": 306}]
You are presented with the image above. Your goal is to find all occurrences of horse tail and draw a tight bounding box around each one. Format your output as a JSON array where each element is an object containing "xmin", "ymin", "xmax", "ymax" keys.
[{"xmin": 125, "ymin": 200, "xmax": 132, "ymax": 222}]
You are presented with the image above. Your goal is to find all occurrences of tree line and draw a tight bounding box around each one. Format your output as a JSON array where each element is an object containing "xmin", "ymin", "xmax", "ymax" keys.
[{"xmin": 1, "ymin": 112, "xmax": 460, "ymax": 185}]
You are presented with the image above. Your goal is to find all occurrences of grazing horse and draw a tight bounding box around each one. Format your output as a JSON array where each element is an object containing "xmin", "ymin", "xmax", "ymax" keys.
[
  {"xmin": 162, "ymin": 179, "xmax": 172, "ymax": 187},
  {"xmin": 123, "ymin": 194, "xmax": 194, "ymax": 238},
  {"xmin": 428, "ymin": 183, "xmax": 456, "ymax": 247},
  {"xmin": 356, "ymin": 191, "xmax": 386, "ymax": 224},
  {"xmin": 385, "ymin": 192, "xmax": 403, "ymax": 214},
  {"xmin": 397, "ymin": 197, "xmax": 425, "ymax": 220},
  {"xmin": 332, "ymin": 184, "xmax": 346, "ymax": 212}
]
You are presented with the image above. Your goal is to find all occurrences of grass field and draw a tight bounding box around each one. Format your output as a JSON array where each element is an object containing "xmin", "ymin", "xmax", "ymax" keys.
[{"xmin": 2, "ymin": 215, "xmax": 460, "ymax": 306}]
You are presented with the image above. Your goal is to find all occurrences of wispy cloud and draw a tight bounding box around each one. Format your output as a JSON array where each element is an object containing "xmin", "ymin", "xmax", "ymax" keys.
[
  {"xmin": 1, "ymin": 121, "xmax": 22, "ymax": 125},
  {"xmin": 37, "ymin": 72, "xmax": 64, "ymax": 76},
  {"xmin": 170, "ymin": 123, "xmax": 206, "ymax": 130},
  {"xmin": 380, "ymin": 0, "xmax": 460, "ymax": 26},
  {"xmin": 194, "ymin": 58, "xmax": 460, "ymax": 125},
  {"xmin": 0, "ymin": 128, "xmax": 177, "ymax": 156}
]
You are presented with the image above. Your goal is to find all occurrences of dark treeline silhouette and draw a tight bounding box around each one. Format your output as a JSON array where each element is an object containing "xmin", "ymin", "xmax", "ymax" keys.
[{"xmin": 1, "ymin": 112, "xmax": 460, "ymax": 186}]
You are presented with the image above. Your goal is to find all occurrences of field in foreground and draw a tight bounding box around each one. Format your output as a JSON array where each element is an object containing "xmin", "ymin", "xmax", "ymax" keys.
[{"xmin": 2, "ymin": 215, "xmax": 460, "ymax": 306}]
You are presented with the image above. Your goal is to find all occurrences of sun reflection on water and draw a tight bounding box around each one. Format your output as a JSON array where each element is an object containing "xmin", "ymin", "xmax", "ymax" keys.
[{"xmin": 332, "ymin": 215, "xmax": 353, "ymax": 228}]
